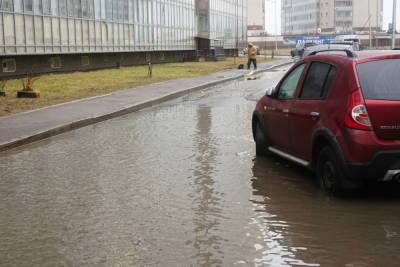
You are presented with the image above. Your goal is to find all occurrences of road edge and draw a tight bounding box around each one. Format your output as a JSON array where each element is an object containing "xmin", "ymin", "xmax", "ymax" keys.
[{"xmin": 0, "ymin": 61, "xmax": 292, "ymax": 153}]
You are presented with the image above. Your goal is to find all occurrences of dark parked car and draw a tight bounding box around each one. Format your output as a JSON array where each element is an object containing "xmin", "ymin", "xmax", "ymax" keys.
[
  {"xmin": 290, "ymin": 42, "xmax": 318, "ymax": 58},
  {"xmin": 252, "ymin": 50, "xmax": 400, "ymax": 194}
]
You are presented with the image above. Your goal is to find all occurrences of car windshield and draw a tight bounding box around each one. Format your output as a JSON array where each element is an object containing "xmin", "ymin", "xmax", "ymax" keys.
[{"xmin": 357, "ymin": 59, "xmax": 400, "ymax": 100}]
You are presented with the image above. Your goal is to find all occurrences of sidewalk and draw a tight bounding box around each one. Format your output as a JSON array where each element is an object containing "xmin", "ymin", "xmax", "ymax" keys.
[{"xmin": 0, "ymin": 59, "xmax": 292, "ymax": 152}]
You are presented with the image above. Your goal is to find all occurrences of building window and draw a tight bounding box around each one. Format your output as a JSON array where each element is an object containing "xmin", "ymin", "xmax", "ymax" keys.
[
  {"xmin": 34, "ymin": 0, "xmax": 42, "ymax": 14},
  {"xmin": 81, "ymin": 55, "xmax": 90, "ymax": 66},
  {"xmin": 106, "ymin": 0, "xmax": 112, "ymax": 19},
  {"xmin": 43, "ymin": 0, "xmax": 51, "ymax": 14},
  {"xmin": 24, "ymin": 0, "xmax": 33, "ymax": 12},
  {"xmin": 50, "ymin": 57, "xmax": 62, "ymax": 69},
  {"xmin": 68, "ymin": 0, "xmax": 74, "ymax": 17},
  {"xmin": 1, "ymin": 0, "xmax": 14, "ymax": 11},
  {"xmin": 82, "ymin": 0, "xmax": 88, "ymax": 17},
  {"xmin": 51, "ymin": 0, "xmax": 58, "ymax": 15},
  {"xmin": 2, "ymin": 58, "xmax": 16, "ymax": 72},
  {"xmin": 74, "ymin": 0, "xmax": 82, "ymax": 17}
]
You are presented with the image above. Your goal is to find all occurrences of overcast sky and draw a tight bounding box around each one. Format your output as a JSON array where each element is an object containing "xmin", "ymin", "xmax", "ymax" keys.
[{"xmin": 265, "ymin": 0, "xmax": 398, "ymax": 35}]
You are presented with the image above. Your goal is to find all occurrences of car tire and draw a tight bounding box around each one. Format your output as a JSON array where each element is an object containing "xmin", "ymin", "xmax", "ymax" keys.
[
  {"xmin": 316, "ymin": 146, "xmax": 346, "ymax": 195},
  {"xmin": 255, "ymin": 122, "xmax": 268, "ymax": 157},
  {"xmin": 316, "ymin": 146, "xmax": 361, "ymax": 195}
]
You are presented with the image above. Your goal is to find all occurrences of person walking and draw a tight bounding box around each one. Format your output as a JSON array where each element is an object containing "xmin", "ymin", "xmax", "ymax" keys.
[{"xmin": 247, "ymin": 43, "xmax": 257, "ymax": 70}]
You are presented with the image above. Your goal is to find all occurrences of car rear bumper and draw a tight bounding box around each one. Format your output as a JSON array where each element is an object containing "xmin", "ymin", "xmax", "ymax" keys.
[{"xmin": 345, "ymin": 150, "xmax": 400, "ymax": 181}]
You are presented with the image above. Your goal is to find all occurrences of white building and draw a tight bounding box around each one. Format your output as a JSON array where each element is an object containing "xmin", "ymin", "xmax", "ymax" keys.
[
  {"xmin": 281, "ymin": 0, "xmax": 319, "ymax": 35},
  {"xmin": 0, "ymin": 0, "xmax": 248, "ymax": 77},
  {"xmin": 282, "ymin": 0, "xmax": 383, "ymax": 35},
  {"xmin": 353, "ymin": 0, "xmax": 383, "ymax": 32},
  {"xmin": 247, "ymin": 0, "xmax": 265, "ymax": 36}
]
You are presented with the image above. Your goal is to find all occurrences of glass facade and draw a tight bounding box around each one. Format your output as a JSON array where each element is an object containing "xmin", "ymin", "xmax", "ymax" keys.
[
  {"xmin": 209, "ymin": 0, "xmax": 246, "ymax": 49},
  {"xmin": 0, "ymin": 0, "xmax": 247, "ymax": 55}
]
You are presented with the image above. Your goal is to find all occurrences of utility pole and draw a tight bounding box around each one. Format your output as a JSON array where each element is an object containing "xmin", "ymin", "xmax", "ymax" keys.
[
  {"xmin": 234, "ymin": 0, "xmax": 238, "ymax": 65},
  {"xmin": 274, "ymin": 0, "xmax": 278, "ymax": 52},
  {"xmin": 393, "ymin": 0, "xmax": 397, "ymax": 49},
  {"xmin": 377, "ymin": 0, "xmax": 380, "ymax": 32},
  {"xmin": 369, "ymin": 0, "xmax": 372, "ymax": 48}
]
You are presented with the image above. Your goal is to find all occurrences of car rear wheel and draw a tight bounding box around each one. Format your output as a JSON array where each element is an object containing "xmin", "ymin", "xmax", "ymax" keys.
[
  {"xmin": 316, "ymin": 146, "xmax": 360, "ymax": 195},
  {"xmin": 255, "ymin": 122, "xmax": 268, "ymax": 157}
]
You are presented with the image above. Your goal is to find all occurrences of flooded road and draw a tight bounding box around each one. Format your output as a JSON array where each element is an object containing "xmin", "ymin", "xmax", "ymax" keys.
[{"xmin": 1, "ymin": 67, "xmax": 400, "ymax": 266}]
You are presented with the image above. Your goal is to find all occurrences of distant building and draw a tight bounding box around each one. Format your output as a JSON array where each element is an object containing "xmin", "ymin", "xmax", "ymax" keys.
[
  {"xmin": 352, "ymin": 0, "xmax": 382, "ymax": 32},
  {"xmin": 282, "ymin": 0, "xmax": 319, "ymax": 35},
  {"xmin": 281, "ymin": 0, "xmax": 383, "ymax": 35},
  {"xmin": 0, "ymin": 0, "xmax": 247, "ymax": 77},
  {"xmin": 247, "ymin": 0, "xmax": 265, "ymax": 36}
]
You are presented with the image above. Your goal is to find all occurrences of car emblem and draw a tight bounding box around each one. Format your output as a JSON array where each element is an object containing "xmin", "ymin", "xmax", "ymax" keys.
[{"xmin": 380, "ymin": 125, "xmax": 400, "ymax": 130}]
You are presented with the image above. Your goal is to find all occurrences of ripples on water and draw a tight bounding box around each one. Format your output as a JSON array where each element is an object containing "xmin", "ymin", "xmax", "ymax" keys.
[{"xmin": 1, "ymin": 70, "xmax": 400, "ymax": 266}]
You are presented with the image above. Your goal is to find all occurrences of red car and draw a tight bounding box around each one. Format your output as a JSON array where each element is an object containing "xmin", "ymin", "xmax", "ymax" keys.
[{"xmin": 253, "ymin": 49, "xmax": 400, "ymax": 194}]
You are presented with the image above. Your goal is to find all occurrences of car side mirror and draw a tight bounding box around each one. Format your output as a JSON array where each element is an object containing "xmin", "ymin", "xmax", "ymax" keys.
[{"xmin": 266, "ymin": 87, "xmax": 275, "ymax": 97}]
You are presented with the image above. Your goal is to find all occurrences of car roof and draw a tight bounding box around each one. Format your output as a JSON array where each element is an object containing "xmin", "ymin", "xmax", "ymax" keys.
[
  {"xmin": 302, "ymin": 44, "xmax": 354, "ymax": 58},
  {"xmin": 301, "ymin": 50, "xmax": 400, "ymax": 64},
  {"xmin": 304, "ymin": 44, "xmax": 352, "ymax": 51},
  {"xmin": 353, "ymin": 50, "xmax": 400, "ymax": 64},
  {"xmin": 329, "ymin": 41, "xmax": 355, "ymax": 45}
]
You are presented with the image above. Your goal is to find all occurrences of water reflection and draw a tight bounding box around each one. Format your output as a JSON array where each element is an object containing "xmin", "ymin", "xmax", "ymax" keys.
[
  {"xmin": 251, "ymin": 156, "xmax": 400, "ymax": 266},
  {"xmin": 2, "ymin": 67, "xmax": 400, "ymax": 266},
  {"xmin": 189, "ymin": 105, "xmax": 224, "ymax": 266}
]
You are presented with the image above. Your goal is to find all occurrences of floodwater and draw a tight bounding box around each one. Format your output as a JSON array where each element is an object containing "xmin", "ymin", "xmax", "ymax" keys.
[{"xmin": 1, "ymin": 67, "xmax": 400, "ymax": 266}]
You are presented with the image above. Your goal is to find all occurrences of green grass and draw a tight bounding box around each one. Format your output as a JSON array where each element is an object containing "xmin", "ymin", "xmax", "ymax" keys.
[{"xmin": 0, "ymin": 57, "xmax": 272, "ymax": 117}]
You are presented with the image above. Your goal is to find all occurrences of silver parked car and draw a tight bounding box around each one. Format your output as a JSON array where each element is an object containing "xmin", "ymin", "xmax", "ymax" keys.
[
  {"xmin": 302, "ymin": 42, "xmax": 359, "ymax": 58},
  {"xmin": 290, "ymin": 42, "xmax": 318, "ymax": 58}
]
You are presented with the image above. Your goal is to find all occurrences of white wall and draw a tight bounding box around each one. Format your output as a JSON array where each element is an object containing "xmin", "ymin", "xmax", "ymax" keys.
[
  {"xmin": 248, "ymin": 0, "xmax": 265, "ymax": 29},
  {"xmin": 353, "ymin": 0, "xmax": 383, "ymax": 30}
]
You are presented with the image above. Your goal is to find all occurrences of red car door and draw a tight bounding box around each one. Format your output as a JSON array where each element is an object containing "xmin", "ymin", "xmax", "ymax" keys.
[
  {"xmin": 289, "ymin": 61, "xmax": 338, "ymax": 160},
  {"xmin": 264, "ymin": 64, "xmax": 306, "ymax": 152}
]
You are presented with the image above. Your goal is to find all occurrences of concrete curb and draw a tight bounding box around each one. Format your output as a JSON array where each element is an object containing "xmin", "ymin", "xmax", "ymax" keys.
[{"xmin": 0, "ymin": 61, "xmax": 292, "ymax": 152}]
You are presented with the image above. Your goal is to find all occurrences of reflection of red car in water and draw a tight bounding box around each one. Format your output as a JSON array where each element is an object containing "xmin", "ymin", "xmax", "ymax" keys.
[{"xmin": 252, "ymin": 50, "xmax": 400, "ymax": 194}]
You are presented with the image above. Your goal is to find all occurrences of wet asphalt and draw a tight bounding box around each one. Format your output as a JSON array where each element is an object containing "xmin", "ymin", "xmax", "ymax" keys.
[{"xmin": 1, "ymin": 67, "xmax": 400, "ymax": 266}]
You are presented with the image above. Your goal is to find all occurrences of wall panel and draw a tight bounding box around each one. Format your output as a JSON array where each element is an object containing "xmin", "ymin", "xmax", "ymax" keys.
[{"xmin": 0, "ymin": 0, "xmax": 246, "ymax": 55}]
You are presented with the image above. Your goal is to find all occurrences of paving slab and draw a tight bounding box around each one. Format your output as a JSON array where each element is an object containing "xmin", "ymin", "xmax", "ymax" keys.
[{"xmin": 0, "ymin": 59, "xmax": 292, "ymax": 152}]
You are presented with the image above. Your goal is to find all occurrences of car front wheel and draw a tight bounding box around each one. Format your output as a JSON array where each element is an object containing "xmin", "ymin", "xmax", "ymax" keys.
[{"xmin": 255, "ymin": 122, "xmax": 268, "ymax": 156}]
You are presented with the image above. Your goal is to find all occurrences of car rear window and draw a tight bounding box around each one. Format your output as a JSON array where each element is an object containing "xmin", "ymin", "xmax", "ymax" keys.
[{"xmin": 357, "ymin": 59, "xmax": 400, "ymax": 100}]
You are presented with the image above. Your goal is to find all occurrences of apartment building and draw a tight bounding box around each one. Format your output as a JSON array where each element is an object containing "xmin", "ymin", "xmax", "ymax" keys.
[
  {"xmin": 282, "ymin": 0, "xmax": 382, "ymax": 35},
  {"xmin": 247, "ymin": 0, "xmax": 265, "ymax": 36},
  {"xmin": 282, "ymin": 0, "xmax": 319, "ymax": 35},
  {"xmin": 0, "ymin": 0, "xmax": 247, "ymax": 77}
]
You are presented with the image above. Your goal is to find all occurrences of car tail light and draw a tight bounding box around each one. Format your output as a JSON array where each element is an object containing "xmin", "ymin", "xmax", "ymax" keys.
[{"xmin": 344, "ymin": 90, "xmax": 372, "ymax": 130}]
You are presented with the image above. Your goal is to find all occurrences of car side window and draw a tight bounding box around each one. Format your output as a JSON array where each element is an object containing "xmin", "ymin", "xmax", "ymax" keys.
[
  {"xmin": 278, "ymin": 64, "xmax": 305, "ymax": 100},
  {"xmin": 300, "ymin": 62, "xmax": 337, "ymax": 99}
]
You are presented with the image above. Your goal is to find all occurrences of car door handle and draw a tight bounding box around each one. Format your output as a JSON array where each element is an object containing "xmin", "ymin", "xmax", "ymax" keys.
[
  {"xmin": 310, "ymin": 112, "xmax": 320, "ymax": 117},
  {"xmin": 282, "ymin": 109, "xmax": 290, "ymax": 113}
]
